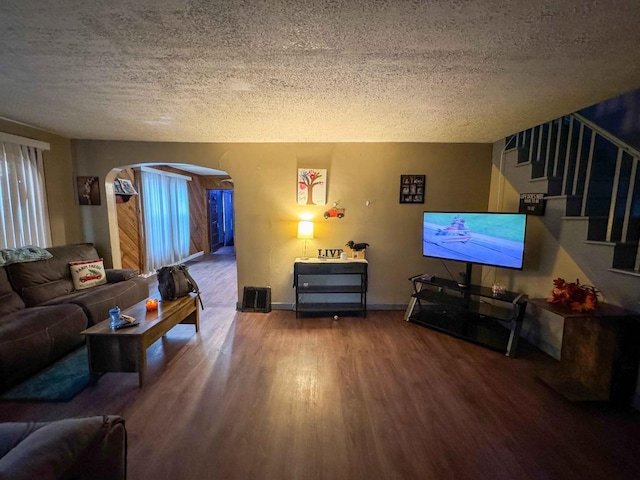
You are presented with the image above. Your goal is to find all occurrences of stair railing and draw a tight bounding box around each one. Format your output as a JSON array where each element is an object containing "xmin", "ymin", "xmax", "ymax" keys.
[{"xmin": 506, "ymin": 113, "xmax": 640, "ymax": 271}]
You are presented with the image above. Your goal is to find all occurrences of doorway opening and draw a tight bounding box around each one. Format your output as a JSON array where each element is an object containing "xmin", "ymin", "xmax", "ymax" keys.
[{"xmin": 208, "ymin": 189, "xmax": 234, "ymax": 254}]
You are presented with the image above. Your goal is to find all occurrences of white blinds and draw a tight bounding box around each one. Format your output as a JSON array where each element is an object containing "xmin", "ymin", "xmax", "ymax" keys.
[
  {"xmin": 141, "ymin": 168, "xmax": 190, "ymax": 273},
  {"xmin": 0, "ymin": 141, "xmax": 51, "ymax": 249}
]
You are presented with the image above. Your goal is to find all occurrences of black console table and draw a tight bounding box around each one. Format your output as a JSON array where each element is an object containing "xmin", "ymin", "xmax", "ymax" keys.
[
  {"xmin": 293, "ymin": 258, "xmax": 368, "ymax": 318},
  {"xmin": 405, "ymin": 274, "xmax": 527, "ymax": 356}
]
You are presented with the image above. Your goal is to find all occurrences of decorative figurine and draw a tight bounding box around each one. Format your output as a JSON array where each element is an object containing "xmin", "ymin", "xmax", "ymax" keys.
[{"xmin": 345, "ymin": 240, "xmax": 369, "ymax": 251}]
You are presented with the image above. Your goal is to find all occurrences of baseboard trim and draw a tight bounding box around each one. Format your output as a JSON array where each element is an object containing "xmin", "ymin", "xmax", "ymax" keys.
[
  {"xmin": 271, "ymin": 303, "xmax": 294, "ymax": 311},
  {"xmin": 368, "ymin": 304, "xmax": 408, "ymax": 311},
  {"xmin": 265, "ymin": 303, "xmax": 408, "ymax": 312},
  {"xmin": 237, "ymin": 302, "xmax": 293, "ymax": 311},
  {"xmin": 142, "ymin": 252, "xmax": 205, "ymax": 278},
  {"xmin": 184, "ymin": 251, "xmax": 205, "ymax": 262}
]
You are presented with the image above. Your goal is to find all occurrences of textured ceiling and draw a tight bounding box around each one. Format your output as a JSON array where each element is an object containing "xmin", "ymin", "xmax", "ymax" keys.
[{"xmin": 1, "ymin": 0, "xmax": 640, "ymax": 143}]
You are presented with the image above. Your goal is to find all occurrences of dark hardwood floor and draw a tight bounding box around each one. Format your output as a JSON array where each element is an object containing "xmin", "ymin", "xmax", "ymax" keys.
[{"xmin": 1, "ymin": 253, "xmax": 640, "ymax": 479}]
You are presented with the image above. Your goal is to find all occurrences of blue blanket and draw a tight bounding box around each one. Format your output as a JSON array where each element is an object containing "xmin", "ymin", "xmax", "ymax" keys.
[{"xmin": 0, "ymin": 246, "xmax": 52, "ymax": 267}]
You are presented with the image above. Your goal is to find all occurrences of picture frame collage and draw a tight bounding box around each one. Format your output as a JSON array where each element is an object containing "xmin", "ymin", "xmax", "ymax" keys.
[{"xmin": 399, "ymin": 175, "xmax": 425, "ymax": 204}]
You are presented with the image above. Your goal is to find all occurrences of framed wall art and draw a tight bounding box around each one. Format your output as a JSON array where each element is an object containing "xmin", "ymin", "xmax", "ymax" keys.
[
  {"xmin": 77, "ymin": 176, "xmax": 101, "ymax": 205},
  {"xmin": 114, "ymin": 178, "xmax": 138, "ymax": 195},
  {"xmin": 399, "ymin": 175, "xmax": 425, "ymax": 204},
  {"xmin": 297, "ymin": 168, "xmax": 327, "ymax": 205}
]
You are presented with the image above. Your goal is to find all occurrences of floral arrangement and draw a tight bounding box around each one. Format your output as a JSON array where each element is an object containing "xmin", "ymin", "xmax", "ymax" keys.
[{"xmin": 546, "ymin": 278, "xmax": 599, "ymax": 312}]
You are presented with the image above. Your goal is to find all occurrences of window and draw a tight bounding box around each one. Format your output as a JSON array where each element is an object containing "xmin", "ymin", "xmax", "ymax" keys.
[
  {"xmin": 140, "ymin": 167, "xmax": 190, "ymax": 273},
  {"xmin": 0, "ymin": 137, "xmax": 51, "ymax": 249}
]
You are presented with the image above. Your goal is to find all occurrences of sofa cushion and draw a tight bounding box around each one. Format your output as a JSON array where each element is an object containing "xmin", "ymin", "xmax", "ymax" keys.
[
  {"xmin": 43, "ymin": 277, "xmax": 149, "ymax": 326},
  {"xmin": 0, "ymin": 416, "xmax": 127, "ymax": 480},
  {"xmin": 7, "ymin": 244, "xmax": 100, "ymax": 307},
  {"xmin": 20, "ymin": 279, "xmax": 74, "ymax": 308},
  {"xmin": 105, "ymin": 269, "xmax": 138, "ymax": 283},
  {"xmin": 69, "ymin": 259, "xmax": 107, "ymax": 290},
  {"xmin": 0, "ymin": 304, "xmax": 87, "ymax": 390},
  {"xmin": 0, "ymin": 268, "xmax": 24, "ymax": 316}
]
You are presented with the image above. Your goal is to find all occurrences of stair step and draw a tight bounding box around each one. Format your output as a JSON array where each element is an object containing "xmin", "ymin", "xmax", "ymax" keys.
[
  {"xmin": 516, "ymin": 146, "xmax": 529, "ymax": 164},
  {"xmin": 608, "ymin": 267, "xmax": 640, "ymax": 277},
  {"xmin": 547, "ymin": 177, "xmax": 563, "ymax": 196},
  {"xmin": 587, "ymin": 216, "xmax": 609, "ymax": 241},
  {"xmin": 565, "ymin": 195, "xmax": 583, "ymax": 216},
  {"xmin": 612, "ymin": 242, "xmax": 639, "ymax": 270}
]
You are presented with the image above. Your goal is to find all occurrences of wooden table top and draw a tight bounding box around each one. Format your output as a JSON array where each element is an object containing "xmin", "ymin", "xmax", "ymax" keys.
[
  {"xmin": 528, "ymin": 297, "xmax": 639, "ymax": 318},
  {"xmin": 81, "ymin": 293, "xmax": 196, "ymax": 337}
]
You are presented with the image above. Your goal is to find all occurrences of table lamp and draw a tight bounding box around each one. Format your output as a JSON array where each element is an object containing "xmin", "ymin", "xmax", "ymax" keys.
[{"xmin": 297, "ymin": 221, "xmax": 314, "ymax": 259}]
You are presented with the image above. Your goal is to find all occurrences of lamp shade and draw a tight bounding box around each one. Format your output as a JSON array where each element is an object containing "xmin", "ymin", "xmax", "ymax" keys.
[{"xmin": 297, "ymin": 221, "xmax": 314, "ymax": 239}]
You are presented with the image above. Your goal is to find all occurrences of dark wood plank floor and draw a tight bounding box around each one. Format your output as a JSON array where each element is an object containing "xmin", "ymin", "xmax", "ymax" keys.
[{"xmin": 1, "ymin": 254, "xmax": 640, "ymax": 479}]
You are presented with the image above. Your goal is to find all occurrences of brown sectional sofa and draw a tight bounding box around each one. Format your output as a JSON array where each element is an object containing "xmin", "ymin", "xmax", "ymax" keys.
[
  {"xmin": 0, "ymin": 244, "xmax": 148, "ymax": 392},
  {"xmin": 0, "ymin": 415, "xmax": 127, "ymax": 479}
]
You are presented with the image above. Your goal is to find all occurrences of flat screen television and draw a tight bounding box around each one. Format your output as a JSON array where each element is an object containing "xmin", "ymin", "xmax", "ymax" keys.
[{"xmin": 422, "ymin": 212, "xmax": 527, "ymax": 270}]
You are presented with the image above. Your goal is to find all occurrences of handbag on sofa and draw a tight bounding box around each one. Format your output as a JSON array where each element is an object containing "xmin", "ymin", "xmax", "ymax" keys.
[{"xmin": 157, "ymin": 264, "xmax": 203, "ymax": 309}]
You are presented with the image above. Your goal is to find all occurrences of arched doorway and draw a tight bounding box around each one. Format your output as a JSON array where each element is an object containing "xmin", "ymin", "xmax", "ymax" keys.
[{"xmin": 105, "ymin": 163, "xmax": 235, "ymax": 274}]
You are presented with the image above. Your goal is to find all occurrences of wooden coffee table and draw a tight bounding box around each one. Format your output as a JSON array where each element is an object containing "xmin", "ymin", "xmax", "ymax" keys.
[{"xmin": 81, "ymin": 294, "xmax": 200, "ymax": 386}]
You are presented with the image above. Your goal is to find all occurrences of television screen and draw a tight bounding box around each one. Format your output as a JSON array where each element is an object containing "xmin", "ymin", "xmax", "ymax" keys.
[{"xmin": 423, "ymin": 212, "xmax": 527, "ymax": 269}]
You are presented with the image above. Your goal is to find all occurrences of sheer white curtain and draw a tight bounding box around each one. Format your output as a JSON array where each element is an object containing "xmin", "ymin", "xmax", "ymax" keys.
[
  {"xmin": 0, "ymin": 141, "xmax": 51, "ymax": 249},
  {"xmin": 141, "ymin": 168, "xmax": 190, "ymax": 273}
]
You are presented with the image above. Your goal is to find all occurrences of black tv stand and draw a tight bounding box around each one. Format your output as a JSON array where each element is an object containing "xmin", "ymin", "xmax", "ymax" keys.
[
  {"xmin": 457, "ymin": 262, "xmax": 473, "ymax": 288},
  {"xmin": 404, "ymin": 274, "xmax": 527, "ymax": 357}
]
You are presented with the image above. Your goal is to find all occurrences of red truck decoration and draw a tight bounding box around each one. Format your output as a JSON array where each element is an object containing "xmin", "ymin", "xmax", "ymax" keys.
[
  {"xmin": 80, "ymin": 268, "xmax": 103, "ymax": 283},
  {"xmin": 324, "ymin": 207, "xmax": 345, "ymax": 219}
]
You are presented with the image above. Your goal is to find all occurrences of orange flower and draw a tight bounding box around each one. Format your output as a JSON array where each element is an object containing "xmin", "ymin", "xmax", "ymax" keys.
[{"xmin": 546, "ymin": 277, "xmax": 598, "ymax": 311}]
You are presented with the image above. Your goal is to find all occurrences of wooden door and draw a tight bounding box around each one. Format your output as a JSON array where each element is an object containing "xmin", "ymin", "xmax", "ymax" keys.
[{"xmin": 208, "ymin": 191, "xmax": 224, "ymax": 252}]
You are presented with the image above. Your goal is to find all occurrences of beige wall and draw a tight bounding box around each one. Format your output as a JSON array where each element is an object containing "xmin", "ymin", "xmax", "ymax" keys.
[
  {"xmin": 72, "ymin": 141, "xmax": 493, "ymax": 306},
  {"xmin": 0, "ymin": 119, "xmax": 81, "ymax": 246}
]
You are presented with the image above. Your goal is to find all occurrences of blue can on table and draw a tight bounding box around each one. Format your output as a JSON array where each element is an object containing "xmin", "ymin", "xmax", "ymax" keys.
[{"xmin": 109, "ymin": 306, "xmax": 121, "ymax": 329}]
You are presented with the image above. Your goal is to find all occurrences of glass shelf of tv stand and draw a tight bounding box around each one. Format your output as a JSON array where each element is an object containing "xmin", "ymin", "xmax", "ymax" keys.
[
  {"xmin": 415, "ymin": 276, "xmax": 523, "ymax": 303},
  {"xmin": 405, "ymin": 275, "xmax": 527, "ymax": 356}
]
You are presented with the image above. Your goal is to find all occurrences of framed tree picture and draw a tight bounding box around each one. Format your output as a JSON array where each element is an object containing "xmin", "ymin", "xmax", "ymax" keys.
[
  {"xmin": 399, "ymin": 175, "xmax": 425, "ymax": 204},
  {"xmin": 297, "ymin": 169, "xmax": 327, "ymax": 205}
]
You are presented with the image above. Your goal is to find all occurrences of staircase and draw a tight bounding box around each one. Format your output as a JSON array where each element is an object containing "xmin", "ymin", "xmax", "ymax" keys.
[{"xmin": 505, "ymin": 113, "xmax": 640, "ymax": 276}]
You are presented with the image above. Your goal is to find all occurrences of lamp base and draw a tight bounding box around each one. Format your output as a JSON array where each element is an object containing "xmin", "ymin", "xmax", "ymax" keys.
[{"xmin": 301, "ymin": 239, "xmax": 310, "ymax": 260}]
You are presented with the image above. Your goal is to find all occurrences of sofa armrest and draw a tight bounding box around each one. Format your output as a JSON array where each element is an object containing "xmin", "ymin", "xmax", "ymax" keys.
[
  {"xmin": 0, "ymin": 415, "xmax": 127, "ymax": 480},
  {"xmin": 105, "ymin": 269, "xmax": 138, "ymax": 283}
]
